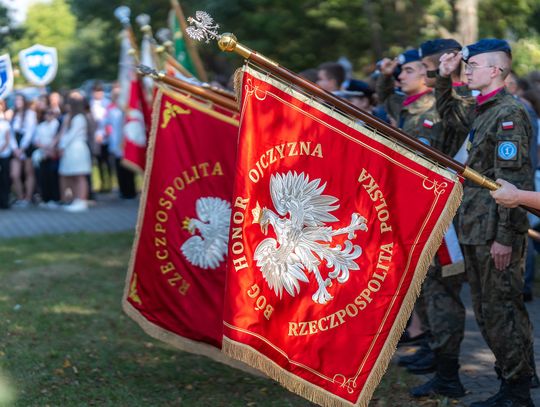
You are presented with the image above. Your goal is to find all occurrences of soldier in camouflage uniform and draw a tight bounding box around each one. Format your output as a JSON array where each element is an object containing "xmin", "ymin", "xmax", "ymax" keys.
[
  {"xmin": 376, "ymin": 49, "xmax": 442, "ymax": 149},
  {"xmin": 409, "ymin": 39, "xmax": 471, "ymax": 399},
  {"xmin": 377, "ymin": 48, "xmax": 441, "ymax": 377},
  {"xmin": 437, "ymin": 39, "xmax": 534, "ymax": 407}
]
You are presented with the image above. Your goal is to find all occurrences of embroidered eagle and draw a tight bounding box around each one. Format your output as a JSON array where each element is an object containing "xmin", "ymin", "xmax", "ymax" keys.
[
  {"xmin": 252, "ymin": 171, "xmax": 368, "ymax": 304},
  {"xmin": 181, "ymin": 197, "xmax": 231, "ymax": 270}
]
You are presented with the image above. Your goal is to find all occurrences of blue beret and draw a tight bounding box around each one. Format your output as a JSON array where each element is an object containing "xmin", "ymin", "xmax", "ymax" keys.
[
  {"xmin": 397, "ymin": 49, "xmax": 421, "ymax": 66},
  {"xmin": 346, "ymin": 79, "xmax": 374, "ymax": 97},
  {"xmin": 461, "ymin": 38, "xmax": 512, "ymax": 62},
  {"xmin": 419, "ymin": 39, "xmax": 462, "ymax": 58}
]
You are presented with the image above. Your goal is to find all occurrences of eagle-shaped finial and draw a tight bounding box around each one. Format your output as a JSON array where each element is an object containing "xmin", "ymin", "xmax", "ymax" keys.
[{"xmin": 186, "ymin": 11, "xmax": 221, "ymax": 43}]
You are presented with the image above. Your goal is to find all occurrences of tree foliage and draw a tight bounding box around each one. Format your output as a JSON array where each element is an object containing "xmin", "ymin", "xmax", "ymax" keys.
[
  {"xmin": 5, "ymin": 0, "xmax": 540, "ymax": 87},
  {"xmin": 0, "ymin": 3, "xmax": 24, "ymax": 56},
  {"xmin": 11, "ymin": 0, "xmax": 76, "ymax": 87}
]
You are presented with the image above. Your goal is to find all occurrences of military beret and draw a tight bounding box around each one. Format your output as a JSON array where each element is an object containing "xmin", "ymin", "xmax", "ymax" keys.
[
  {"xmin": 419, "ymin": 39, "xmax": 462, "ymax": 58},
  {"xmin": 461, "ymin": 38, "xmax": 512, "ymax": 62},
  {"xmin": 346, "ymin": 79, "xmax": 374, "ymax": 97},
  {"xmin": 397, "ymin": 49, "xmax": 421, "ymax": 66}
]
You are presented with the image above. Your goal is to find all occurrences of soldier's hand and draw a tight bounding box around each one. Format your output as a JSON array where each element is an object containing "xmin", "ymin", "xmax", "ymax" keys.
[
  {"xmin": 490, "ymin": 241, "xmax": 512, "ymax": 271},
  {"xmin": 490, "ymin": 179, "xmax": 519, "ymax": 208},
  {"xmin": 380, "ymin": 58, "xmax": 398, "ymax": 77},
  {"xmin": 439, "ymin": 52, "xmax": 462, "ymax": 78}
]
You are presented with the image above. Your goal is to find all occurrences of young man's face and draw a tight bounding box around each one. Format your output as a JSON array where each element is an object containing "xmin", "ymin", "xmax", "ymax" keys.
[
  {"xmin": 464, "ymin": 54, "xmax": 496, "ymax": 91},
  {"xmin": 398, "ymin": 62, "xmax": 427, "ymax": 95},
  {"xmin": 317, "ymin": 70, "xmax": 338, "ymax": 92},
  {"xmin": 421, "ymin": 57, "xmax": 438, "ymax": 88}
]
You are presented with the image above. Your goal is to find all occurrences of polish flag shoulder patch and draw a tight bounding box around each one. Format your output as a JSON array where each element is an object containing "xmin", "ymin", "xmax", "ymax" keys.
[
  {"xmin": 423, "ymin": 119, "xmax": 434, "ymax": 128},
  {"xmin": 502, "ymin": 121, "xmax": 514, "ymax": 130}
]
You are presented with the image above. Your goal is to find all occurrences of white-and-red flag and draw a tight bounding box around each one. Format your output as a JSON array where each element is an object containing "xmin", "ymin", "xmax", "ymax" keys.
[
  {"xmin": 437, "ymin": 222, "xmax": 463, "ymax": 266},
  {"xmin": 222, "ymin": 66, "xmax": 463, "ymax": 406},
  {"xmin": 121, "ymin": 75, "xmax": 151, "ymax": 172},
  {"xmin": 436, "ymin": 145, "xmax": 467, "ymax": 268}
]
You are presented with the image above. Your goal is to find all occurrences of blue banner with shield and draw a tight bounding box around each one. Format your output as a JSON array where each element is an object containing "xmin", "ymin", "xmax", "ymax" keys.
[
  {"xmin": 18, "ymin": 44, "xmax": 58, "ymax": 86},
  {"xmin": 0, "ymin": 54, "xmax": 13, "ymax": 99}
]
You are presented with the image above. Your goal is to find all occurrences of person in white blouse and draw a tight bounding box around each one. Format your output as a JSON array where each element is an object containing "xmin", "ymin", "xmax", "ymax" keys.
[
  {"xmin": 10, "ymin": 94, "xmax": 37, "ymax": 206},
  {"xmin": 58, "ymin": 91, "xmax": 92, "ymax": 212},
  {"xmin": 33, "ymin": 108, "xmax": 60, "ymax": 205},
  {"xmin": 0, "ymin": 99, "xmax": 11, "ymax": 209}
]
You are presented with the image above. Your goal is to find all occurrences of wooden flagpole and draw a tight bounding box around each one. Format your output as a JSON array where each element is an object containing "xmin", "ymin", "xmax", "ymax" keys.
[
  {"xmin": 136, "ymin": 16, "xmax": 162, "ymax": 72},
  {"xmin": 114, "ymin": 6, "xmax": 140, "ymax": 64},
  {"xmin": 137, "ymin": 65, "xmax": 237, "ymax": 112}
]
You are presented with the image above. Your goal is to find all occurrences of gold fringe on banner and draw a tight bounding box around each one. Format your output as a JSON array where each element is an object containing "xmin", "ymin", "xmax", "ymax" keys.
[
  {"xmin": 357, "ymin": 179, "xmax": 462, "ymax": 407},
  {"xmin": 233, "ymin": 67, "xmax": 244, "ymax": 111}
]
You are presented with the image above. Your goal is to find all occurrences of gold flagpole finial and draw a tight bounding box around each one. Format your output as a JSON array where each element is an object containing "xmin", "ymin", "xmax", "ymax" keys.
[
  {"xmin": 135, "ymin": 13, "xmax": 153, "ymax": 36},
  {"xmin": 155, "ymin": 45, "xmax": 166, "ymax": 55},
  {"xmin": 114, "ymin": 6, "xmax": 131, "ymax": 27},
  {"xmin": 186, "ymin": 11, "xmax": 273, "ymax": 63},
  {"xmin": 156, "ymin": 28, "xmax": 175, "ymax": 55}
]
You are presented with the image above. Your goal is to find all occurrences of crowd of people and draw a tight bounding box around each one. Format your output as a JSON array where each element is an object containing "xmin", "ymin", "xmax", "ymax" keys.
[{"xmin": 0, "ymin": 82, "xmax": 137, "ymax": 212}]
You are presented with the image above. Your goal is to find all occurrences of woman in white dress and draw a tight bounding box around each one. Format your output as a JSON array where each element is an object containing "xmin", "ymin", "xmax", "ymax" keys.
[{"xmin": 58, "ymin": 91, "xmax": 92, "ymax": 212}]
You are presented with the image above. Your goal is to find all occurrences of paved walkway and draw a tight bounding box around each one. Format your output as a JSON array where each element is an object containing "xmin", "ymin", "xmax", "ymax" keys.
[
  {"xmin": 0, "ymin": 193, "xmax": 139, "ymax": 239},
  {"xmin": 1, "ymin": 197, "xmax": 539, "ymax": 405}
]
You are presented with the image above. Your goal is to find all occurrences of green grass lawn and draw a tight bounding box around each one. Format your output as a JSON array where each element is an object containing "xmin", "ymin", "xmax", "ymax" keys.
[{"xmin": 0, "ymin": 232, "xmax": 439, "ymax": 406}]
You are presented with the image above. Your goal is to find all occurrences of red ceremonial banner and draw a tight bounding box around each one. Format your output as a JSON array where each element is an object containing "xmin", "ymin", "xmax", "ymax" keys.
[
  {"xmin": 122, "ymin": 75, "xmax": 152, "ymax": 173},
  {"xmin": 222, "ymin": 66, "xmax": 462, "ymax": 406},
  {"xmin": 123, "ymin": 87, "xmax": 239, "ymax": 361}
]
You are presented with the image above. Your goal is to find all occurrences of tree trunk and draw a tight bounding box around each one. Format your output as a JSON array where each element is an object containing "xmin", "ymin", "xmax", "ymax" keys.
[{"xmin": 455, "ymin": 0, "xmax": 478, "ymax": 45}]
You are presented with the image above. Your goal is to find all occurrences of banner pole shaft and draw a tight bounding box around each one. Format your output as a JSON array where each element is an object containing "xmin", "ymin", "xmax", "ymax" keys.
[{"xmin": 141, "ymin": 68, "xmax": 237, "ymax": 112}]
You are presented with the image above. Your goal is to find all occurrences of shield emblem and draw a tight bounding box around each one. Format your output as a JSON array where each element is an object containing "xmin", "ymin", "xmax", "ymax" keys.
[
  {"xmin": 0, "ymin": 54, "xmax": 13, "ymax": 99},
  {"xmin": 18, "ymin": 44, "xmax": 57, "ymax": 86}
]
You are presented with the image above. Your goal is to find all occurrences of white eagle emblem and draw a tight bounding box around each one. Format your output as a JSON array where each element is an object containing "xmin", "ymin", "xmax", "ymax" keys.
[
  {"xmin": 252, "ymin": 171, "xmax": 368, "ymax": 304},
  {"xmin": 124, "ymin": 109, "xmax": 146, "ymax": 147},
  {"xmin": 181, "ymin": 197, "xmax": 231, "ymax": 270}
]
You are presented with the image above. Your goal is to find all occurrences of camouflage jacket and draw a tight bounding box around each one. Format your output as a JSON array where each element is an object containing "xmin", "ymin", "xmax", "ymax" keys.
[
  {"xmin": 376, "ymin": 74, "xmax": 444, "ymax": 150},
  {"xmin": 435, "ymin": 76, "xmax": 476, "ymax": 157},
  {"xmin": 437, "ymin": 81, "xmax": 534, "ymax": 245}
]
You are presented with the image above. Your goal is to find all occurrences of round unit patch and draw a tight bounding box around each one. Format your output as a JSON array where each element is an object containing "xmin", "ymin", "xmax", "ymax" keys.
[
  {"xmin": 418, "ymin": 137, "xmax": 431, "ymax": 146},
  {"xmin": 497, "ymin": 141, "xmax": 518, "ymax": 160}
]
